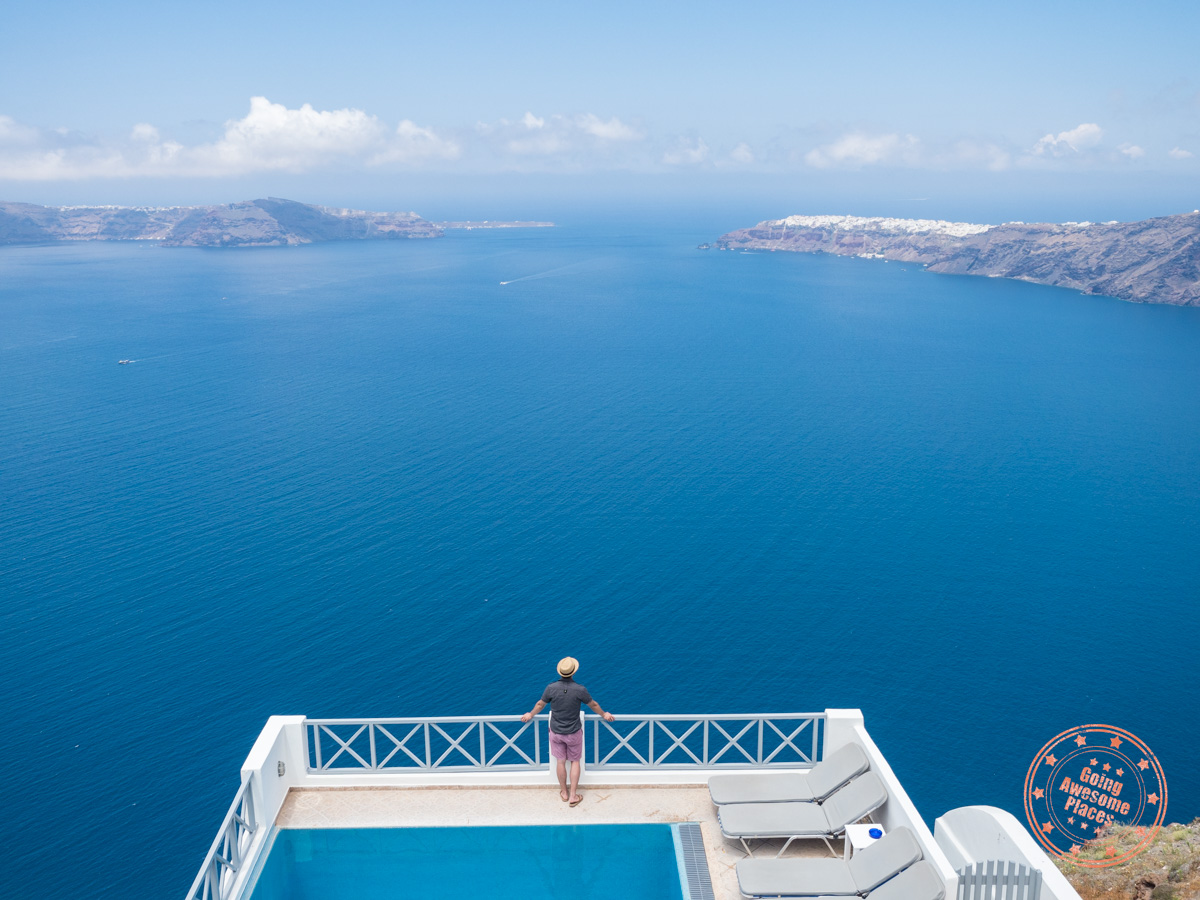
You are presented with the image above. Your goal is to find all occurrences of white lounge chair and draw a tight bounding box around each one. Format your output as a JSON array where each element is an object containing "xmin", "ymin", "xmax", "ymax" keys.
[
  {"xmin": 865, "ymin": 862, "xmax": 946, "ymax": 900},
  {"xmin": 717, "ymin": 771, "xmax": 888, "ymax": 856},
  {"xmin": 741, "ymin": 860, "xmax": 946, "ymax": 900},
  {"xmin": 736, "ymin": 826, "xmax": 921, "ymax": 897},
  {"xmin": 709, "ymin": 743, "xmax": 870, "ymax": 805}
]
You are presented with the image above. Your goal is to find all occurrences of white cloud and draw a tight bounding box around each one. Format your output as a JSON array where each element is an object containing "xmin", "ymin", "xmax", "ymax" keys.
[
  {"xmin": 805, "ymin": 132, "xmax": 920, "ymax": 169},
  {"xmin": 372, "ymin": 120, "xmax": 460, "ymax": 164},
  {"xmin": 1, "ymin": 103, "xmax": 1187, "ymax": 182},
  {"xmin": 0, "ymin": 114, "xmax": 40, "ymax": 146},
  {"xmin": 662, "ymin": 138, "xmax": 709, "ymax": 166},
  {"xmin": 1031, "ymin": 122, "xmax": 1103, "ymax": 156},
  {"xmin": 191, "ymin": 96, "xmax": 388, "ymax": 174},
  {"xmin": 576, "ymin": 114, "xmax": 641, "ymax": 141},
  {"xmin": 729, "ymin": 142, "xmax": 754, "ymax": 164},
  {"xmin": 475, "ymin": 112, "xmax": 644, "ymax": 164},
  {"xmin": 0, "ymin": 98, "xmax": 456, "ymax": 180},
  {"xmin": 130, "ymin": 123, "xmax": 160, "ymax": 142},
  {"xmin": 0, "ymin": 147, "xmax": 130, "ymax": 181},
  {"xmin": 139, "ymin": 138, "xmax": 185, "ymax": 167}
]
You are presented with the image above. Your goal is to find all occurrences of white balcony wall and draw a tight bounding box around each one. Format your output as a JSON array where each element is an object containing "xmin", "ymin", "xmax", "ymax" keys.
[
  {"xmin": 825, "ymin": 709, "xmax": 960, "ymax": 897},
  {"xmin": 935, "ymin": 805, "xmax": 1082, "ymax": 900},
  {"xmin": 222, "ymin": 716, "xmax": 307, "ymax": 900}
]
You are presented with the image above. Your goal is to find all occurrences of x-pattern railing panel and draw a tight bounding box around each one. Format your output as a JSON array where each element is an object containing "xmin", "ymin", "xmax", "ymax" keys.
[
  {"xmin": 762, "ymin": 717, "xmax": 818, "ymax": 764},
  {"xmin": 707, "ymin": 719, "xmax": 760, "ymax": 765},
  {"xmin": 652, "ymin": 719, "xmax": 704, "ymax": 765},
  {"xmin": 319, "ymin": 723, "xmax": 371, "ymax": 769},
  {"xmin": 307, "ymin": 716, "xmax": 551, "ymax": 771},
  {"xmin": 185, "ymin": 776, "xmax": 257, "ymax": 900},
  {"xmin": 484, "ymin": 720, "xmax": 539, "ymax": 767},
  {"xmin": 591, "ymin": 715, "xmax": 824, "ymax": 768},
  {"xmin": 374, "ymin": 723, "xmax": 426, "ymax": 768},
  {"xmin": 596, "ymin": 719, "xmax": 651, "ymax": 766},
  {"xmin": 430, "ymin": 722, "xmax": 481, "ymax": 768},
  {"xmin": 305, "ymin": 713, "xmax": 823, "ymax": 772}
]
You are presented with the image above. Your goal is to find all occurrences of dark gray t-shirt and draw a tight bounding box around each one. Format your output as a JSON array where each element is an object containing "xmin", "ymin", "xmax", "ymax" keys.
[{"xmin": 541, "ymin": 678, "xmax": 592, "ymax": 734}]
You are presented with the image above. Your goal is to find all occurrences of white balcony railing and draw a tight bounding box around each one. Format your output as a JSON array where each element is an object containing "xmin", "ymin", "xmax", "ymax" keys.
[
  {"xmin": 304, "ymin": 713, "xmax": 825, "ymax": 772},
  {"xmin": 184, "ymin": 776, "xmax": 257, "ymax": 900}
]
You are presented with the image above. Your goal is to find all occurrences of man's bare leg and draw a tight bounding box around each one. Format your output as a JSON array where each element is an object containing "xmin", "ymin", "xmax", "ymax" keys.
[
  {"xmin": 569, "ymin": 760, "xmax": 582, "ymax": 804},
  {"xmin": 556, "ymin": 759, "xmax": 569, "ymax": 801}
]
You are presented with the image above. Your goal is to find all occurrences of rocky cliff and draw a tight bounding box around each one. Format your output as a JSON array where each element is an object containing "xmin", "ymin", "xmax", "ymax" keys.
[
  {"xmin": 709, "ymin": 212, "xmax": 1200, "ymax": 306},
  {"xmin": 1055, "ymin": 820, "xmax": 1200, "ymax": 899},
  {"xmin": 0, "ymin": 198, "xmax": 442, "ymax": 247}
]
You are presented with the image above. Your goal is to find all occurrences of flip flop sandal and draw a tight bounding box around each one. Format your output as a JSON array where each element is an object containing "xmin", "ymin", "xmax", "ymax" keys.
[{"xmin": 569, "ymin": 794, "xmax": 584, "ymax": 807}]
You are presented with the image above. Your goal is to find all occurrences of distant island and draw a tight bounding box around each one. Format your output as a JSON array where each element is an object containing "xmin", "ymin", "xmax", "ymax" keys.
[
  {"xmin": 706, "ymin": 211, "xmax": 1200, "ymax": 306},
  {"xmin": 0, "ymin": 198, "xmax": 552, "ymax": 248}
]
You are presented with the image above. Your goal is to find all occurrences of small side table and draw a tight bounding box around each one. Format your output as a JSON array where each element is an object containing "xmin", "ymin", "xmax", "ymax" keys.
[{"xmin": 843, "ymin": 823, "xmax": 886, "ymax": 859}]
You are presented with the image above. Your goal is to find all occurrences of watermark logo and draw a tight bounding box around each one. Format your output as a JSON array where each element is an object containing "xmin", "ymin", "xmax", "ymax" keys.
[{"xmin": 1025, "ymin": 724, "xmax": 1167, "ymax": 866}]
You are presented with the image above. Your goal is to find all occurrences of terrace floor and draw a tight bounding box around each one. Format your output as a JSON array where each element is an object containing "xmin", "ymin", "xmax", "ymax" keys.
[{"xmin": 277, "ymin": 785, "xmax": 837, "ymax": 900}]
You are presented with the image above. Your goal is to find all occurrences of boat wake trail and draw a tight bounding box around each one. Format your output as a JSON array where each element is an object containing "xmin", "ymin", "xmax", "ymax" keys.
[
  {"xmin": 500, "ymin": 259, "xmax": 608, "ymax": 286},
  {"xmin": 1, "ymin": 335, "xmax": 78, "ymax": 352},
  {"xmin": 119, "ymin": 344, "xmax": 234, "ymax": 364},
  {"xmin": 125, "ymin": 352, "xmax": 186, "ymax": 363}
]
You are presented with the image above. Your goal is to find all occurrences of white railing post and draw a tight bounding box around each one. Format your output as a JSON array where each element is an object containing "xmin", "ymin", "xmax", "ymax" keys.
[{"xmin": 577, "ymin": 711, "xmax": 586, "ymax": 777}]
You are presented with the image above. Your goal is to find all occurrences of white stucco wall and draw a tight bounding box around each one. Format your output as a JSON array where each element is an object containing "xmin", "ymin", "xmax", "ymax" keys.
[
  {"xmin": 934, "ymin": 805, "xmax": 1082, "ymax": 900},
  {"xmin": 223, "ymin": 716, "xmax": 306, "ymax": 900},
  {"xmin": 825, "ymin": 709, "xmax": 960, "ymax": 897}
]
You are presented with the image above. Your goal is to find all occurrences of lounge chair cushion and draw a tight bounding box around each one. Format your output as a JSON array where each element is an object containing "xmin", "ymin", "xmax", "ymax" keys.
[
  {"xmin": 733, "ymin": 827, "xmax": 924, "ymax": 898},
  {"xmin": 822, "ymin": 772, "xmax": 888, "ymax": 831},
  {"xmin": 846, "ymin": 827, "xmax": 922, "ymax": 892},
  {"xmin": 736, "ymin": 857, "xmax": 858, "ymax": 897},
  {"xmin": 709, "ymin": 773, "xmax": 816, "ymax": 805},
  {"xmin": 719, "ymin": 800, "xmax": 830, "ymax": 838},
  {"xmin": 805, "ymin": 744, "xmax": 870, "ymax": 800},
  {"xmin": 710, "ymin": 743, "xmax": 871, "ymax": 806},
  {"xmin": 719, "ymin": 773, "xmax": 889, "ymax": 841},
  {"xmin": 866, "ymin": 861, "xmax": 945, "ymax": 900}
]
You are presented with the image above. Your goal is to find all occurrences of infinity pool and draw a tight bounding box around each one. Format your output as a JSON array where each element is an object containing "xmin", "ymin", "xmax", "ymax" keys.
[{"xmin": 247, "ymin": 825, "xmax": 688, "ymax": 900}]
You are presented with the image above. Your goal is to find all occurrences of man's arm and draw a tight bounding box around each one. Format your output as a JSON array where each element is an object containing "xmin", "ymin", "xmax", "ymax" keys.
[
  {"xmin": 521, "ymin": 700, "xmax": 546, "ymax": 723},
  {"xmin": 587, "ymin": 699, "xmax": 615, "ymax": 722}
]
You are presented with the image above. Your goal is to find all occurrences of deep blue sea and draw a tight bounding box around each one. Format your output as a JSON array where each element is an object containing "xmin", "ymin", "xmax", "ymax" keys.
[{"xmin": 2, "ymin": 217, "xmax": 1198, "ymax": 900}]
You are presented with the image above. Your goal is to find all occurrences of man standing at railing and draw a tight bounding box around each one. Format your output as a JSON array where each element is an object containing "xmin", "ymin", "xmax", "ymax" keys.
[{"xmin": 521, "ymin": 656, "xmax": 615, "ymax": 807}]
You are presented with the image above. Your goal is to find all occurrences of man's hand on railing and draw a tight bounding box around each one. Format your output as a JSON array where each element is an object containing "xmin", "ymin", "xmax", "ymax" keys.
[
  {"xmin": 521, "ymin": 699, "xmax": 547, "ymax": 723},
  {"xmin": 602, "ymin": 712, "xmax": 615, "ymax": 723}
]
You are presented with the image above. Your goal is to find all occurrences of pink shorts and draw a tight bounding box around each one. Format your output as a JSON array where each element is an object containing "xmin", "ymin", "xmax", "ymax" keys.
[{"xmin": 549, "ymin": 728, "xmax": 584, "ymax": 761}]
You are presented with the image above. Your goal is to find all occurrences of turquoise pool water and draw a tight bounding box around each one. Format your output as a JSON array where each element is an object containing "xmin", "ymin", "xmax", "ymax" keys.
[{"xmin": 248, "ymin": 825, "xmax": 686, "ymax": 900}]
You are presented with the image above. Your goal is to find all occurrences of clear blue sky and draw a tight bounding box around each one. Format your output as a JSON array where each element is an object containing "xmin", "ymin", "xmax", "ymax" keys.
[{"xmin": 2, "ymin": 0, "xmax": 1197, "ymax": 221}]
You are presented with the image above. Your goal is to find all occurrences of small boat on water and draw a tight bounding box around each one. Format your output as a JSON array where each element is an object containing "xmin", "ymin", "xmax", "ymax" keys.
[{"xmin": 118, "ymin": 359, "xmax": 133, "ymax": 365}]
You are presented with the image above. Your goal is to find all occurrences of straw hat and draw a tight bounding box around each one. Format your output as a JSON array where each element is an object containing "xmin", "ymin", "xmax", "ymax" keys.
[{"xmin": 557, "ymin": 656, "xmax": 579, "ymax": 678}]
